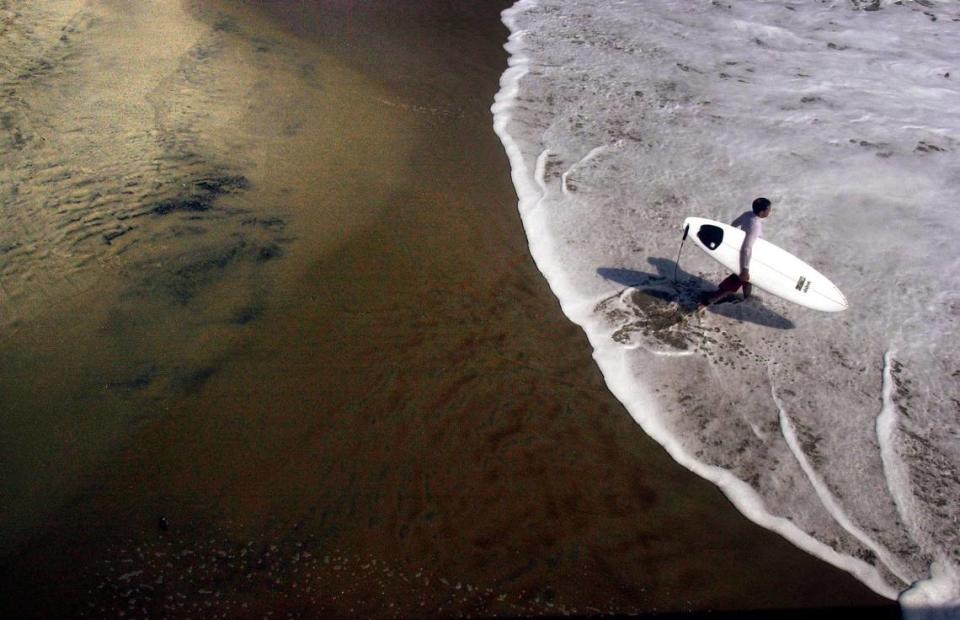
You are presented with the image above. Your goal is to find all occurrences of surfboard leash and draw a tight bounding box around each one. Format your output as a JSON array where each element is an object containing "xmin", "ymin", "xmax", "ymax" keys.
[{"xmin": 672, "ymin": 224, "xmax": 689, "ymax": 283}]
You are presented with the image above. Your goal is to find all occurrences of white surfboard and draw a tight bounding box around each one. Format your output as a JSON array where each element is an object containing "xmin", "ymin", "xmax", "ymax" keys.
[{"xmin": 683, "ymin": 216, "xmax": 848, "ymax": 312}]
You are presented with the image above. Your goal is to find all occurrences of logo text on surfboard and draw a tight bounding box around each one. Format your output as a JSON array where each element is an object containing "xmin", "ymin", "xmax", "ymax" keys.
[{"xmin": 795, "ymin": 276, "xmax": 811, "ymax": 293}]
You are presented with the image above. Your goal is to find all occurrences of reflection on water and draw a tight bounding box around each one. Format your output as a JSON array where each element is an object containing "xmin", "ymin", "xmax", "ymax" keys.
[{"xmin": 0, "ymin": 0, "xmax": 412, "ymax": 555}]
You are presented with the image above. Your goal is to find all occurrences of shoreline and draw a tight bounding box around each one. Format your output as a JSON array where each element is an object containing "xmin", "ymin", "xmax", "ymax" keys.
[{"xmin": 1, "ymin": 0, "xmax": 898, "ymax": 616}]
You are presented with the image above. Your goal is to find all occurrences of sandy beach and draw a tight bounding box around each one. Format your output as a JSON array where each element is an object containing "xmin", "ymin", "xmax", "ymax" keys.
[{"xmin": 1, "ymin": 0, "xmax": 898, "ymax": 617}]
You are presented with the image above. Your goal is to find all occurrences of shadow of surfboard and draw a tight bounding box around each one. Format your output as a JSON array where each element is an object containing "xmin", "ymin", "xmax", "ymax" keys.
[{"xmin": 597, "ymin": 257, "xmax": 795, "ymax": 331}]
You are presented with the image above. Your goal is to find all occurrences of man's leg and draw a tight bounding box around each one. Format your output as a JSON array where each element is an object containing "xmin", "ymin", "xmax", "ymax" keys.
[{"xmin": 703, "ymin": 274, "xmax": 742, "ymax": 306}]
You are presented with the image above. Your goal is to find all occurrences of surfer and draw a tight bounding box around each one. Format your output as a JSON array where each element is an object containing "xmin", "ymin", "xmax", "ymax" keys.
[{"xmin": 701, "ymin": 197, "xmax": 772, "ymax": 306}]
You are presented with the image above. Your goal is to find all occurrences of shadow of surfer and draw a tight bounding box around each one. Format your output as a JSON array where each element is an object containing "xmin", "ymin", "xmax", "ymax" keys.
[{"xmin": 597, "ymin": 256, "xmax": 794, "ymax": 330}]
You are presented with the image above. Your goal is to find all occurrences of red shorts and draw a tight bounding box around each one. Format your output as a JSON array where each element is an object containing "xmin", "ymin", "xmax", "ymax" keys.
[{"xmin": 718, "ymin": 274, "xmax": 744, "ymax": 293}]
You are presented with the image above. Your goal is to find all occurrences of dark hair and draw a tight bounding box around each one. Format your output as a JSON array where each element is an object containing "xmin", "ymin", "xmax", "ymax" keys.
[{"xmin": 752, "ymin": 197, "xmax": 771, "ymax": 215}]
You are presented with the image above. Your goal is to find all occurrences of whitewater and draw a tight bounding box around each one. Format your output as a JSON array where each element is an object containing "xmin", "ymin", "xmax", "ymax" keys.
[{"xmin": 492, "ymin": 0, "xmax": 959, "ymax": 613}]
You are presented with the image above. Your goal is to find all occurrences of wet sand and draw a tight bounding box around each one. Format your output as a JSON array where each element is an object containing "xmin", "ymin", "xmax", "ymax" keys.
[{"xmin": 1, "ymin": 0, "xmax": 898, "ymax": 617}]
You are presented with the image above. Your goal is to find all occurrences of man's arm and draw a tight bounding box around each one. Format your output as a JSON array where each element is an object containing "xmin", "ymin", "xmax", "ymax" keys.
[{"xmin": 739, "ymin": 223, "xmax": 759, "ymax": 280}]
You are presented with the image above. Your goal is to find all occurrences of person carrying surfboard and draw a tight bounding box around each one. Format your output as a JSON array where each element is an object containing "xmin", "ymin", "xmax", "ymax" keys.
[{"xmin": 701, "ymin": 197, "xmax": 772, "ymax": 306}]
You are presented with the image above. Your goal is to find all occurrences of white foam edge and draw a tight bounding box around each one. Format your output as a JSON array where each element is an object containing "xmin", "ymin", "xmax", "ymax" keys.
[
  {"xmin": 772, "ymin": 366, "xmax": 913, "ymax": 588},
  {"xmin": 877, "ymin": 351, "xmax": 960, "ymax": 614},
  {"xmin": 492, "ymin": 0, "xmax": 898, "ymax": 602}
]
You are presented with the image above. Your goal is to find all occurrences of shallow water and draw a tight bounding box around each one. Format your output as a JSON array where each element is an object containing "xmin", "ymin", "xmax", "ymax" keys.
[
  {"xmin": 494, "ymin": 0, "xmax": 960, "ymax": 608},
  {"xmin": 0, "ymin": 0, "xmax": 414, "ymax": 555}
]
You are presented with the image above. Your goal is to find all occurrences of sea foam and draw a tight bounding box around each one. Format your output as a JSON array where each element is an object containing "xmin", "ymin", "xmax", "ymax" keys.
[{"xmin": 493, "ymin": 0, "xmax": 960, "ymax": 610}]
